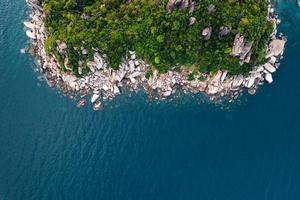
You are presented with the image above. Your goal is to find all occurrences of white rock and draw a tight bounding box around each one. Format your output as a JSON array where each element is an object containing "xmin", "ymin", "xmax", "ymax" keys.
[
  {"xmin": 24, "ymin": 21, "xmax": 35, "ymax": 30},
  {"xmin": 130, "ymin": 54, "xmax": 136, "ymax": 60},
  {"xmin": 94, "ymin": 52, "xmax": 104, "ymax": 70},
  {"xmin": 264, "ymin": 63, "xmax": 276, "ymax": 73},
  {"xmin": 129, "ymin": 60, "xmax": 135, "ymax": 72},
  {"xmin": 269, "ymin": 56, "xmax": 277, "ymax": 64},
  {"xmin": 82, "ymin": 49, "xmax": 88, "ymax": 55},
  {"xmin": 265, "ymin": 73, "xmax": 273, "ymax": 83},
  {"xmin": 102, "ymin": 84, "xmax": 109, "ymax": 91},
  {"xmin": 245, "ymin": 77, "xmax": 255, "ymax": 88},
  {"xmin": 163, "ymin": 90, "xmax": 172, "ymax": 97},
  {"xmin": 130, "ymin": 71, "xmax": 142, "ymax": 78},
  {"xmin": 129, "ymin": 77, "xmax": 137, "ymax": 84},
  {"xmin": 113, "ymin": 85, "xmax": 120, "ymax": 94},
  {"xmin": 188, "ymin": 17, "xmax": 196, "ymax": 26},
  {"xmin": 220, "ymin": 71, "xmax": 228, "ymax": 83},
  {"xmin": 26, "ymin": 30, "xmax": 36, "ymax": 39},
  {"xmin": 91, "ymin": 94, "xmax": 100, "ymax": 103}
]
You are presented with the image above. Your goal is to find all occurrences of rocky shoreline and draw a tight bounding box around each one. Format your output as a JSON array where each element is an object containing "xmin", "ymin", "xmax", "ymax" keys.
[{"xmin": 25, "ymin": 0, "xmax": 286, "ymax": 110}]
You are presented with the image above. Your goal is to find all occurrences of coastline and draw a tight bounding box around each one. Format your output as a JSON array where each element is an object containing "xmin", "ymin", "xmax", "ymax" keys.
[{"xmin": 24, "ymin": 0, "xmax": 286, "ymax": 110}]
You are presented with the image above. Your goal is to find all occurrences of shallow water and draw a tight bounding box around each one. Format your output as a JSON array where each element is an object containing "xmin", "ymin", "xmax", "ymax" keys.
[{"xmin": 1, "ymin": 0, "xmax": 300, "ymax": 199}]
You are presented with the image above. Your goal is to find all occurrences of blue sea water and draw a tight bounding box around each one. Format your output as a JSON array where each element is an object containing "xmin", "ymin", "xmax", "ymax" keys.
[{"xmin": 1, "ymin": 0, "xmax": 300, "ymax": 199}]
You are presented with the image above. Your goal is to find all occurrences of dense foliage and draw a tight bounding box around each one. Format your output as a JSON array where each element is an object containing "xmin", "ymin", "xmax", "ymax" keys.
[{"xmin": 43, "ymin": 0, "xmax": 273, "ymax": 76}]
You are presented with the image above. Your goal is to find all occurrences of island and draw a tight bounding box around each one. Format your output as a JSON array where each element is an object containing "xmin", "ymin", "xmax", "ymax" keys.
[{"xmin": 25, "ymin": 0, "xmax": 285, "ymax": 110}]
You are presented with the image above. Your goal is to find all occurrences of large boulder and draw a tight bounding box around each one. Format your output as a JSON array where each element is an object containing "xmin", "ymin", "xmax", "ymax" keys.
[
  {"xmin": 188, "ymin": 17, "xmax": 196, "ymax": 26},
  {"xmin": 264, "ymin": 63, "xmax": 276, "ymax": 73},
  {"xmin": 91, "ymin": 94, "xmax": 100, "ymax": 103},
  {"xmin": 265, "ymin": 39, "xmax": 285, "ymax": 58},
  {"xmin": 245, "ymin": 77, "xmax": 255, "ymax": 88},
  {"xmin": 26, "ymin": 30, "xmax": 36, "ymax": 39},
  {"xmin": 231, "ymin": 75, "xmax": 244, "ymax": 88},
  {"xmin": 24, "ymin": 21, "xmax": 35, "ymax": 30},
  {"xmin": 265, "ymin": 73, "xmax": 273, "ymax": 83},
  {"xmin": 202, "ymin": 26, "xmax": 212, "ymax": 40}
]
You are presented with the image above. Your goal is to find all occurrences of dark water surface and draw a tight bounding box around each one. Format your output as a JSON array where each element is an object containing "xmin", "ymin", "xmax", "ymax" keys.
[{"xmin": 1, "ymin": 0, "xmax": 300, "ymax": 199}]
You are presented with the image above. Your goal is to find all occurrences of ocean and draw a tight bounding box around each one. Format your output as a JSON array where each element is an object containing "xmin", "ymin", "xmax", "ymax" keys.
[{"xmin": 0, "ymin": 0, "xmax": 300, "ymax": 199}]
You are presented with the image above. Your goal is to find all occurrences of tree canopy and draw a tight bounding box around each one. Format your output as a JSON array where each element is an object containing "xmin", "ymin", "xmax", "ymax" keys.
[{"xmin": 43, "ymin": 0, "xmax": 273, "ymax": 76}]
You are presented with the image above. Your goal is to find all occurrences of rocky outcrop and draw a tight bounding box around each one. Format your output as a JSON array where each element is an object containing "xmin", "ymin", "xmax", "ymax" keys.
[{"xmin": 231, "ymin": 33, "xmax": 252, "ymax": 65}]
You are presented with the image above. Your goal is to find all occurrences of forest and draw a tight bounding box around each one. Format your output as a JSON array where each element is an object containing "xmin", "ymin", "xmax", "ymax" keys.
[{"xmin": 43, "ymin": 0, "xmax": 274, "ymax": 76}]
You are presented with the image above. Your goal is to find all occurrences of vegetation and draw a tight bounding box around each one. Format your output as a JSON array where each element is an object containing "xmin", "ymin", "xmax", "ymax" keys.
[{"xmin": 43, "ymin": 0, "xmax": 274, "ymax": 76}]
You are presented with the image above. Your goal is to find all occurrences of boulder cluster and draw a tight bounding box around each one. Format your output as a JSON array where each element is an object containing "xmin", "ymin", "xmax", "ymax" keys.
[{"xmin": 25, "ymin": 0, "xmax": 286, "ymax": 110}]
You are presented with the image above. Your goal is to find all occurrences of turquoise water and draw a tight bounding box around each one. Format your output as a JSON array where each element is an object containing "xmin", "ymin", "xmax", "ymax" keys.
[{"xmin": 1, "ymin": 0, "xmax": 300, "ymax": 199}]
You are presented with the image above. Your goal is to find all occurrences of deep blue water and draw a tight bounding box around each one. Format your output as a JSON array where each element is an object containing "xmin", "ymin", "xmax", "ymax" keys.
[{"xmin": 1, "ymin": 0, "xmax": 300, "ymax": 199}]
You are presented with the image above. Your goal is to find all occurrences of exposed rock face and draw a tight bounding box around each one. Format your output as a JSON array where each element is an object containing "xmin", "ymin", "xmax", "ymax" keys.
[
  {"xmin": 166, "ymin": 0, "xmax": 196, "ymax": 26},
  {"xmin": 231, "ymin": 33, "xmax": 252, "ymax": 65},
  {"xmin": 231, "ymin": 33, "xmax": 244, "ymax": 56},
  {"xmin": 188, "ymin": 17, "xmax": 196, "ymax": 26},
  {"xmin": 166, "ymin": 0, "xmax": 176, "ymax": 12},
  {"xmin": 265, "ymin": 39, "xmax": 285, "ymax": 58},
  {"xmin": 218, "ymin": 26, "xmax": 231, "ymax": 39},
  {"xmin": 202, "ymin": 26, "xmax": 212, "ymax": 40},
  {"xmin": 166, "ymin": 0, "xmax": 190, "ymax": 12},
  {"xmin": 188, "ymin": 1, "xmax": 195, "ymax": 15},
  {"xmin": 207, "ymin": 4, "xmax": 215, "ymax": 14}
]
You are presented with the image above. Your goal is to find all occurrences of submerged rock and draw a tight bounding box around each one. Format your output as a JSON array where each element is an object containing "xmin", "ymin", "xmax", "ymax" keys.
[
  {"xmin": 77, "ymin": 98, "xmax": 86, "ymax": 108},
  {"xmin": 93, "ymin": 101, "xmax": 102, "ymax": 111}
]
